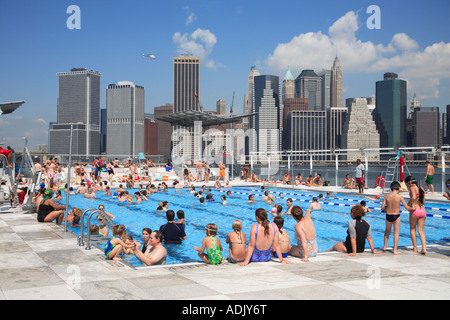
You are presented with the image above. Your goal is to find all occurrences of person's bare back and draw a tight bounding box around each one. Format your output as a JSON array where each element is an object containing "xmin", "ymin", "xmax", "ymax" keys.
[{"xmin": 382, "ymin": 190, "xmax": 412, "ymax": 214}]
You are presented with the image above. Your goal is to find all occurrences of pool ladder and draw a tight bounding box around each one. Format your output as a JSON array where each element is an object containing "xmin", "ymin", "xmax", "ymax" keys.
[{"xmin": 78, "ymin": 208, "xmax": 116, "ymax": 250}]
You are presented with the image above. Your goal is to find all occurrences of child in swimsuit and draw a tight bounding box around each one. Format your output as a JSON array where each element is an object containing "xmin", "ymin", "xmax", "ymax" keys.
[
  {"xmin": 381, "ymin": 181, "xmax": 413, "ymax": 254},
  {"xmin": 405, "ymin": 176, "xmax": 427, "ymax": 254},
  {"xmin": 272, "ymin": 216, "xmax": 291, "ymax": 258},
  {"xmin": 104, "ymin": 224, "xmax": 135, "ymax": 260},
  {"xmin": 193, "ymin": 223, "xmax": 224, "ymax": 265},
  {"xmin": 225, "ymin": 220, "xmax": 247, "ymax": 263}
]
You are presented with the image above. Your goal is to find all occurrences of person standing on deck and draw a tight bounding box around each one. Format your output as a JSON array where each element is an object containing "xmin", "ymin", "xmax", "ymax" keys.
[
  {"xmin": 425, "ymin": 161, "xmax": 434, "ymax": 194},
  {"xmin": 355, "ymin": 159, "xmax": 365, "ymax": 194}
]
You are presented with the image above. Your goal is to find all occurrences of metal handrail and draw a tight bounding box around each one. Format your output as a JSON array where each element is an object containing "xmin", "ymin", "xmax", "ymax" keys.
[
  {"xmin": 78, "ymin": 208, "xmax": 97, "ymax": 246},
  {"xmin": 78, "ymin": 208, "xmax": 115, "ymax": 250}
]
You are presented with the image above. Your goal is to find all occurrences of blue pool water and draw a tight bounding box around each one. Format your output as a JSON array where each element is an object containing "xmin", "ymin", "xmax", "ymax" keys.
[{"xmin": 62, "ymin": 186, "xmax": 450, "ymax": 266}]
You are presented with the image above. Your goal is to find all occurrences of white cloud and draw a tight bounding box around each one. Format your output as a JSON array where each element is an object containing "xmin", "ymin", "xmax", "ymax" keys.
[
  {"xmin": 391, "ymin": 33, "xmax": 419, "ymax": 51},
  {"xmin": 32, "ymin": 118, "xmax": 47, "ymax": 126},
  {"xmin": 264, "ymin": 11, "xmax": 450, "ymax": 102},
  {"xmin": 173, "ymin": 28, "xmax": 222, "ymax": 69},
  {"xmin": 0, "ymin": 115, "xmax": 48, "ymax": 150},
  {"xmin": 185, "ymin": 12, "xmax": 197, "ymax": 25}
]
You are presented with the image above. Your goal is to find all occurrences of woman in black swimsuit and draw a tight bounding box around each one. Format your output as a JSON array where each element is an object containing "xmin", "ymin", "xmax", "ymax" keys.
[{"xmin": 37, "ymin": 189, "xmax": 66, "ymax": 225}]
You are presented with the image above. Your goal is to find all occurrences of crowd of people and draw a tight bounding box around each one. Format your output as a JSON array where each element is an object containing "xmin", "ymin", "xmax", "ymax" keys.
[{"xmin": 19, "ymin": 154, "xmax": 429, "ymax": 267}]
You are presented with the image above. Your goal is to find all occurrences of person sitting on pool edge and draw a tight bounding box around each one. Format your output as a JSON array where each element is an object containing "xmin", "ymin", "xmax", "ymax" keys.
[
  {"xmin": 193, "ymin": 223, "xmax": 224, "ymax": 265},
  {"xmin": 239, "ymin": 208, "xmax": 293, "ymax": 266},
  {"xmin": 443, "ymin": 179, "xmax": 450, "ymax": 201},
  {"xmin": 159, "ymin": 210, "xmax": 186, "ymax": 244},
  {"xmin": 37, "ymin": 189, "xmax": 66, "ymax": 225},
  {"xmin": 326, "ymin": 204, "xmax": 380, "ymax": 256}
]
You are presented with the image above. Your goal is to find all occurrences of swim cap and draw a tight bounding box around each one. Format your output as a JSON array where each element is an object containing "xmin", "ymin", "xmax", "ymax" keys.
[{"xmin": 43, "ymin": 189, "xmax": 53, "ymax": 201}]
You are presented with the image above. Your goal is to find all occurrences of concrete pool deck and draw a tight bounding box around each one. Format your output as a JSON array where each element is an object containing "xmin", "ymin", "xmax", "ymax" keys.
[{"xmin": 1, "ymin": 182, "xmax": 450, "ymax": 300}]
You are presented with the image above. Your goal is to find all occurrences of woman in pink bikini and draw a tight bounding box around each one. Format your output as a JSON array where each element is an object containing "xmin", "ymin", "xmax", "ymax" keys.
[{"xmin": 405, "ymin": 176, "xmax": 427, "ymax": 254}]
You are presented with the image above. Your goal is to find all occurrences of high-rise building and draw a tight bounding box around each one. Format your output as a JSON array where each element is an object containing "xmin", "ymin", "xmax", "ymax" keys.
[
  {"xmin": 373, "ymin": 72, "xmax": 407, "ymax": 148},
  {"xmin": 282, "ymin": 66, "xmax": 295, "ymax": 103},
  {"xmin": 172, "ymin": 55, "xmax": 201, "ymax": 162},
  {"xmin": 144, "ymin": 113, "xmax": 158, "ymax": 156},
  {"xmin": 254, "ymin": 75, "xmax": 281, "ymax": 155},
  {"xmin": 173, "ymin": 54, "xmax": 200, "ymax": 113},
  {"xmin": 154, "ymin": 104, "xmax": 174, "ymax": 160},
  {"xmin": 282, "ymin": 97, "xmax": 308, "ymax": 150},
  {"xmin": 328, "ymin": 106, "xmax": 347, "ymax": 152},
  {"xmin": 342, "ymin": 98, "xmax": 379, "ymax": 160},
  {"xmin": 318, "ymin": 69, "xmax": 331, "ymax": 110},
  {"xmin": 245, "ymin": 66, "xmax": 260, "ymax": 131},
  {"xmin": 409, "ymin": 93, "xmax": 420, "ymax": 118},
  {"xmin": 445, "ymin": 105, "xmax": 450, "ymax": 145},
  {"xmin": 286, "ymin": 110, "xmax": 327, "ymax": 160},
  {"xmin": 216, "ymin": 99, "xmax": 226, "ymax": 115},
  {"xmin": 100, "ymin": 108, "xmax": 107, "ymax": 154},
  {"xmin": 106, "ymin": 81, "xmax": 145, "ymax": 156},
  {"xmin": 49, "ymin": 68, "xmax": 101, "ymax": 156},
  {"xmin": 410, "ymin": 107, "xmax": 440, "ymax": 148},
  {"xmin": 330, "ymin": 56, "xmax": 343, "ymax": 109},
  {"xmin": 295, "ymin": 70, "xmax": 322, "ymax": 110}
]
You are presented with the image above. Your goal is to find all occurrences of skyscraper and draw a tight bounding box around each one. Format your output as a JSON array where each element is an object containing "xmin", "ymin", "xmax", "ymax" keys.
[
  {"xmin": 409, "ymin": 93, "xmax": 420, "ymax": 118},
  {"xmin": 106, "ymin": 81, "xmax": 145, "ymax": 156},
  {"xmin": 342, "ymin": 98, "xmax": 379, "ymax": 161},
  {"xmin": 173, "ymin": 54, "xmax": 200, "ymax": 113},
  {"xmin": 49, "ymin": 68, "xmax": 101, "ymax": 156},
  {"xmin": 216, "ymin": 99, "xmax": 226, "ymax": 115},
  {"xmin": 295, "ymin": 70, "xmax": 322, "ymax": 110},
  {"xmin": 282, "ymin": 65, "xmax": 295, "ymax": 103},
  {"xmin": 318, "ymin": 69, "xmax": 331, "ymax": 110},
  {"xmin": 172, "ymin": 55, "xmax": 201, "ymax": 162},
  {"xmin": 154, "ymin": 104, "xmax": 174, "ymax": 160},
  {"xmin": 286, "ymin": 110, "xmax": 327, "ymax": 160},
  {"xmin": 245, "ymin": 66, "xmax": 260, "ymax": 131},
  {"xmin": 410, "ymin": 107, "xmax": 440, "ymax": 149},
  {"xmin": 330, "ymin": 56, "xmax": 343, "ymax": 109},
  {"xmin": 254, "ymin": 75, "xmax": 281, "ymax": 155},
  {"xmin": 373, "ymin": 72, "xmax": 407, "ymax": 148},
  {"xmin": 328, "ymin": 106, "xmax": 347, "ymax": 152}
]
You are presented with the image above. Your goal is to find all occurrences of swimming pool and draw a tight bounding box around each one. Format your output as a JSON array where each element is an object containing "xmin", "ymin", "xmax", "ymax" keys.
[{"xmin": 62, "ymin": 186, "xmax": 450, "ymax": 267}]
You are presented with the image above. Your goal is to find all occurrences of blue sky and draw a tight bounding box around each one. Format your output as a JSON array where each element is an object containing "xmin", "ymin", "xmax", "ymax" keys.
[{"xmin": 1, "ymin": 0, "xmax": 450, "ymax": 149}]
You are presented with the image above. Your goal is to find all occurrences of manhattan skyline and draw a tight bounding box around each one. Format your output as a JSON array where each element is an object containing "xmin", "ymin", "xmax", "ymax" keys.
[{"xmin": 1, "ymin": 0, "xmax": 449, "ymax": 149}]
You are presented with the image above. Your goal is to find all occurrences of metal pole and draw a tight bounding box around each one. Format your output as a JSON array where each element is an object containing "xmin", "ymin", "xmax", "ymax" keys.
[
  {"xmin": 335, "ymin": 153, "xmax": 339, "ymax": 187},
  {"xmin": 442, "ymin": 150, "xmax": 446, "ymax": 193},
  {"xmin": 64, "ymin": 124, "xmax": 73, "ymax": 232},
  {"xmin": 364, "ymin": 154, "xmax": 369, "ymax": 190}
]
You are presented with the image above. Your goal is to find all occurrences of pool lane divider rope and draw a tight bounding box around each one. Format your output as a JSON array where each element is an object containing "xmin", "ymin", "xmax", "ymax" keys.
[{"xmin": 217, "ymin": 189, "xmax": 450, "ymax": 220}]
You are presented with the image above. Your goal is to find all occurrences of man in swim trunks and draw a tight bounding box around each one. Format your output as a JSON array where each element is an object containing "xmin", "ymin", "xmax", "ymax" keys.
[
  {"xmin": 355, "ymin": 159, "xmax": 365, "ymax": 194},
  {"xmin": 218, "ymin": 162, "xmax": 226, "ymax": 183},
  {"xmin": 425, "ymin": 160, "xmax": 434, "ymax": 194}
]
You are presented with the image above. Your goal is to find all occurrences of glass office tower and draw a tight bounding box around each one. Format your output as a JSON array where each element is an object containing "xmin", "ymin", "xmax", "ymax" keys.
[{"xmin": 373, "ymin": 72, "xmax": 407, "ymax": 148}]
